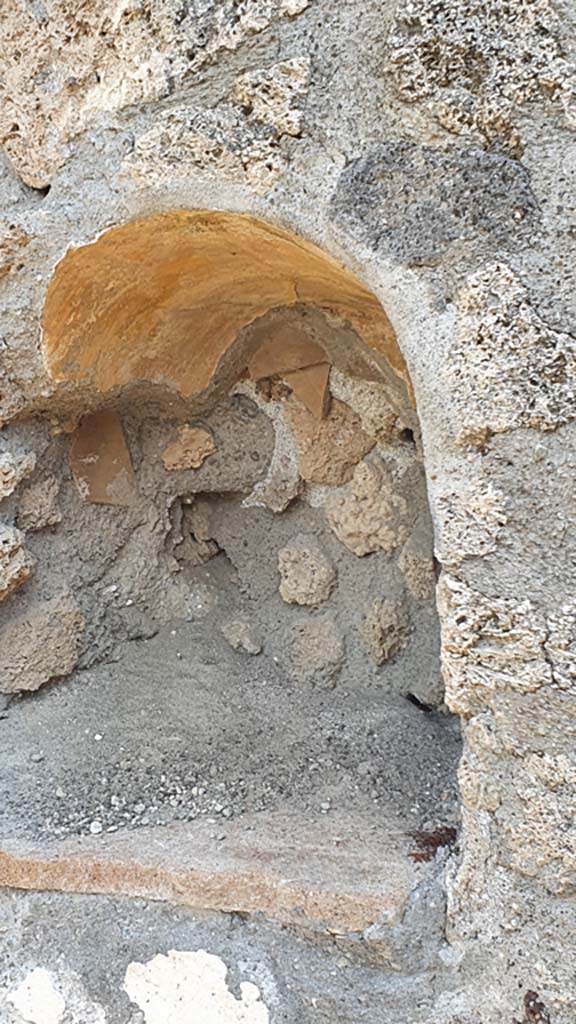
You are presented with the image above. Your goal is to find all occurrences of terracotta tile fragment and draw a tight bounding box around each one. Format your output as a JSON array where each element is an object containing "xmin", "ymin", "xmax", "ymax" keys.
[
  {"xmin": 0, "ymin": 810, "xmax": 428, "ymax": 935},
  {"xmin": 247, "ymin": 326, "xmax": 326, "ymax": 379},
  {"xmin": 283, "ymin": 362, "xmax": 331, "ymax": 419},
  {"xmin": 162, "ymin": 426, "xmax": 217, "ymax": 471},
  {"xmin": 70, "ymin": 411, "xmax": 137, "ymax": 506}
]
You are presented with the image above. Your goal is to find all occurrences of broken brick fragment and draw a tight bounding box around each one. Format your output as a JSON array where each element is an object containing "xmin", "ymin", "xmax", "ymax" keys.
[{"xmin": 70, "ymin": 411, "xmax": 137, "ymax": 506}]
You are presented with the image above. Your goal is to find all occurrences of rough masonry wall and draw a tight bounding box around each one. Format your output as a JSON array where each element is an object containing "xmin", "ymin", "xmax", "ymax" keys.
[{"xmin": 0, "ymin": 1, "xmax": 575, "ymax": 1022}]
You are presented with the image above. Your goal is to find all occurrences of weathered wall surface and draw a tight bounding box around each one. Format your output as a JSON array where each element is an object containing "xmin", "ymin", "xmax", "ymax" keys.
[{"xmin": 0, "ymin": 0, "xmax": 575, "ymax": 1022}]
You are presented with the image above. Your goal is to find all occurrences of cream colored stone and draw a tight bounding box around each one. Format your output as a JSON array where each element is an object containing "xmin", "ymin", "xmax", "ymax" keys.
[
  {"xmin": 232, "ymin": 57, "xmax": 310, "ymax": 136},
  {"xmin": 438, "ymin": 575, "xmax": 553, "ymax": 717},
  {"xmin": 284, "ymin": 397, "xmax": 374, "ymax": 485},
  {"xmin": 0, "ymin": 1, "xmax": 311, "ymax": 188},
  {"xmin": 7, "ymin": 968, "xmax": 66, "ymax": 1024},
  {"xmin": 124, "ymin": 950, "xmax": 269, "ymax": 1024},
  {"xmin": 124, "ymin": 107, "xmax": 248, "ymax": 190},
  {"xmin": 125, "ymin": 57, "xmax": 310, "ymax": 195},
  {"xmin": 278, "ymin": 533, "xmax": 336, "ymax": 606},
  {"xmin": 362, "ymin": 598, "xmax": 410, "ymax": 666},
  {"xmin": 17, "ymin": 476, "xmax": 62, "ymax": 531},
  {"xmin": 435, "ymin": 479, "xmax": 508, "ymax": 565},
  {"xmin": 329, "ymin": 368, "xmax": 400, "ymax": 443},
  {"xmin": 162, "ymin": 426, "xmax": 217, "ymax": 471},
  {"xmin": 325, "ymin": 459, "xmax": 408, "ymax": 556},
  {"xmin": 0, "ymin": 524, "xmax": 34, "ymax": 601},
  {"xmin": 0, "ymin": 451, "xmax": 35, "ymax": 501},
  {"xmin": 0, "ymin": 594, "xmax": 84, "ymax": 692},
  {"xmin": 448, "ymin": 263, "xmax": 576, "ymax": 445}
]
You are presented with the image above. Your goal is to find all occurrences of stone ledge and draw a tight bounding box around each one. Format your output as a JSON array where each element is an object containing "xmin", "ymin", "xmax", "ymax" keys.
[{"xmin": 0, "ymin": 810, "xmax": 433, "ymax": 935}]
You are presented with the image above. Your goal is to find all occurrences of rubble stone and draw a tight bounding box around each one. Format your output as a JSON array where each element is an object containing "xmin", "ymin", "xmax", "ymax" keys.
[
  {"xmin": 284, "ymin": 397, "xmax": 373, "ymax": 485},
  {"xmin": 361, "ymin": 598, "xmax": 410, "ymax": 666},
  {"xmin": 398, "ymin": 546, "xmax": 436, "ymax": 602},
  {"xmin": 278, "ymin": 533, "xmax": 336, "ymax": 606},
  {"xmin": 17, "ymin": 476, "xmax": 61, "ymax": 531},
  {"xmin": 0, "ymin": 450, "xmax": 35, "ymax": 501},
  {"xmin": 325, "ymin": 460, "xmax": 408, "ymax": 556},
  {"xmin": 0, "ymin": 524, "xmax": 34, "ymax": 601},
  {"xmin": 0, "ymin": 594, "xmax": 84, "ymax": 692}
]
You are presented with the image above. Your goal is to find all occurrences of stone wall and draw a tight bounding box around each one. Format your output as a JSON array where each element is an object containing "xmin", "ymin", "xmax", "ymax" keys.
[{"xmin": 0, "ymin": 1, "xmax": 575, "ymax": 1021}]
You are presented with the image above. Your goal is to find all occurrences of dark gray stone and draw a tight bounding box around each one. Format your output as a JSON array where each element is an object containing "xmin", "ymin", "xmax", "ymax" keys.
[{"xmin": 330, "ymin": 141, "xmax": 540, "ymax": 265}]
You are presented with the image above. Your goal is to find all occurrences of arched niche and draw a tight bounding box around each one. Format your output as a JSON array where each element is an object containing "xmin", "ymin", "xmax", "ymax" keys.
[{"xmin": 42, "ymin": 209, "xmax": 410, "ymax": 406}]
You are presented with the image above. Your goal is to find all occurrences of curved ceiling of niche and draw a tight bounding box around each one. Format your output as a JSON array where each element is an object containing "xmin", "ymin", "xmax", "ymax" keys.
[{"xmin": 43, "ymin": 209, "xmax": 407, "ymax": 397}]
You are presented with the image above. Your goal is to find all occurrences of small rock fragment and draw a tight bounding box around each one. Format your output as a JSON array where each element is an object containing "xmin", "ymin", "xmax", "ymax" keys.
[
  {"xmin": 162, "ymin": 426, "xmax": 216, "ymax": 471},
  {"xmin": 0, "ymin": 593, "xmax": 84, "ymax": 691},
  {"xmin": 278, "ymin": 533, "xmax": 336, "ymax": 606},
  {"xmin": 17, "ymin": 476, "xmax": 61, "ymax": 531},
  {"xmin": 220, "ymin": 617, "xmax": 262, "ymax": 655},
  {"xmin": 284, "ymin": 396, "xmax": 373, "ymax": 485},
  {"xmin": 325, "ymin": 459, "xmax": 408, "ymax": 556},
  {"xmin": 0, "ymin": 451, "xmax": 36, "ymax": 501},
  {"xmin": 361, "ymin": 598, "xmax": 410, "ymax": 665},
  {"xmin": 70, "ymin": 410, "xmax": 137, "ymax": 506},
  {"xmin": 288, "ymin": 614, "xmax": 345, "ymax": 686},
  {"xmin": 0, "ymin": 524, "xmax": 34, "ymax": 601},
  {"xmin": 398, "ymin": 545, "xmax": 436, "ymax": 601}
]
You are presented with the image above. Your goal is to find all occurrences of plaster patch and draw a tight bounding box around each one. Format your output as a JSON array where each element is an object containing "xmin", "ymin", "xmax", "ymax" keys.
[
  {"xmin": 7, "ymin": 968, "xmax": 65, "ymax": 1024},
  {"xmin": 123, "ymin": 949, "xmax": 269, "ymax": 1024}
]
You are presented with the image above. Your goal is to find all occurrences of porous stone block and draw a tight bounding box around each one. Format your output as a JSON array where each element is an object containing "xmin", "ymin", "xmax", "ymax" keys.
[
  {"xmin": 284, "ymin": 397, "xmax": 373, "ymax": 485},
  {"xmin": 325, "ymin": 460, "xmax": 408, "ymax": 556},
  {"xmin": 0, "ymin": 594, "xmax": 84, "ymax": 692},
  {"xmin": 362, "ymin": 598, "xmax": 410, "ymax": 666},
  {"xmin": 0, "ymin": 450, "xmax": 35, "ymax": 501},
  {"xmin": 17, "ymin": 476, "xmax": 61, "ymax": 531},
  {"xmin": 0, "ymin": 524, "xmax": 34, "ymax": 601},
  {"xmin": 278, "ymin": 533, "xmax": 336, "ymax": 606}
]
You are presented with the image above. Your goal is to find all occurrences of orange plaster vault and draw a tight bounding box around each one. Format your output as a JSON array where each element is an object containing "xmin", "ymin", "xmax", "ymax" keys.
[{"xmin": 42, "ymin": 210, "xmax": 407, "ymax": 398}]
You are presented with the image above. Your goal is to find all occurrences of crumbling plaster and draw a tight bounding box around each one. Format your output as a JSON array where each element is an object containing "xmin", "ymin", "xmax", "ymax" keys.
[{"xmin": 0, "ymin": 0, "xmax": 575, "ymax": 1021}]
